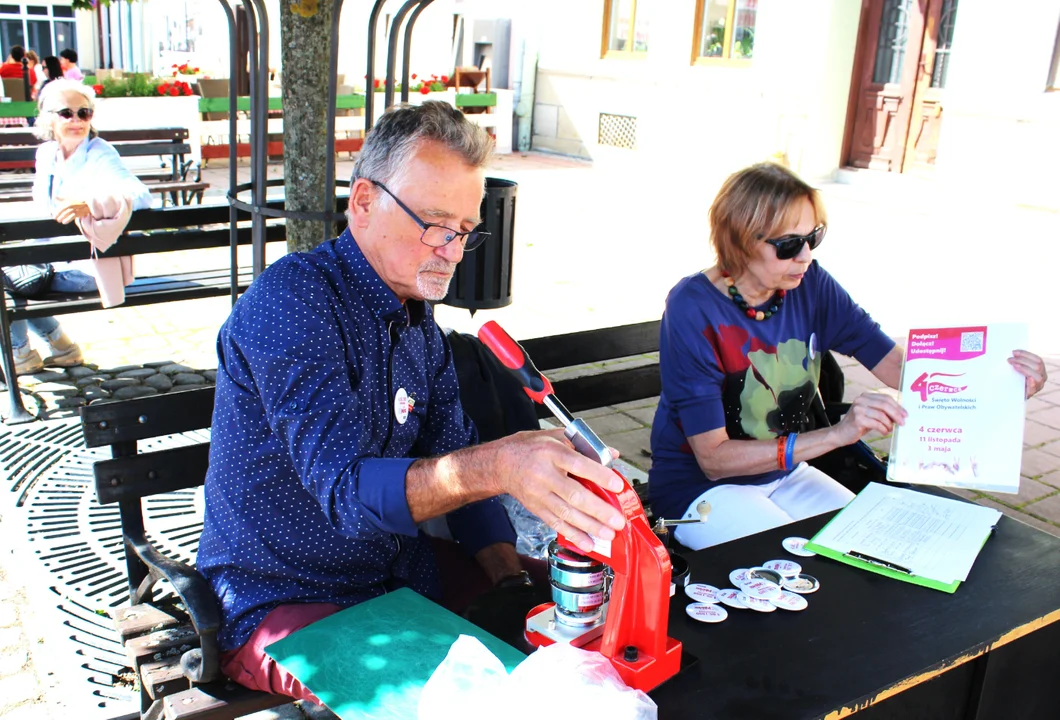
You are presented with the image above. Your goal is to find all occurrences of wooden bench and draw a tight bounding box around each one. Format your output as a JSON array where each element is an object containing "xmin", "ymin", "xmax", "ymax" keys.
[
  {"xmin": 76, "ymin": 319, "xmax": 878, "ymax": 718},
  {"xmin": 0, "ymin": 128, "xmax": 207, "ymax": 206},
  {"xmin": 0, "ymin": 200, "xmax": 304, "ymax": 423}
]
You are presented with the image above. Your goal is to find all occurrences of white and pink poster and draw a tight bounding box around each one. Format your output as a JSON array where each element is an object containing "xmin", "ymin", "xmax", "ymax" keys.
[{"xmin": 887, "ymin": 324, "xmax": 1027, "ymax": 493}]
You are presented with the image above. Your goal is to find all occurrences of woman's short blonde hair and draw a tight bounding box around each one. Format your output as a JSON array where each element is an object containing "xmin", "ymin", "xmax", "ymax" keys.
[
  {"xmin": 34, "ymin": 80, "xmax": 96, "ymax": 142},
  {"xmin": 709, "ymin": 162, "xmax": 827, "ymax": 275}
]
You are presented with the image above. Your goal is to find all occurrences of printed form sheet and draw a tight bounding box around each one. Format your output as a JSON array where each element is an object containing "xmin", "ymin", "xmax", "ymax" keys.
[{"xmin": 811, "ymin": 483, "xmax": 1001, "ymax": 585}]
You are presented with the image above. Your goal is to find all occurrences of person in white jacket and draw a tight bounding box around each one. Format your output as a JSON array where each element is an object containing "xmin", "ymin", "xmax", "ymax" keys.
[{"xmin": 10, "ymin": 80, "xmax": 152, "ymax": 375}]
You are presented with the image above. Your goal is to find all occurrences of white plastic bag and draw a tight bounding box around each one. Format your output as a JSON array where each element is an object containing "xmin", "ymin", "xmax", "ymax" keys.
[{"xmin": 417, "ymin": 636, "xmax": 658, "ymax": 720}]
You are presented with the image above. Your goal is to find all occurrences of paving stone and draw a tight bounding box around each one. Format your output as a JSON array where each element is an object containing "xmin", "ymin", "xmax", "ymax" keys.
[
  {"xmin": 0, "ymin": 626, "xmax": 19, "ymax": 652},
  {"xmin": 18, "ymin": 370, "xmax": 67, "ymax": 386},
  {"xmin": 0, "ymin": 673, "xmax": 40, "ymax": 710},
  {"xmin": 172, "ymin": 373, "xmax": 207, "ymax": 386},
  {"xmin": 81, "ymin": 386, "xmax": 111, "ymax": 402},
  {"xmin": 622, "ymin": 404, "xmax": 658, "ymax": 426},
  {"xmin": 945, "ymin": 487, "xmax": 980, "ymax": 501},
  {"xmin": 65, "ymin": 366, "xmax": 100, "ymax": 380},
  {"xmin": 117, "ymin": 368, "xmax": 159, "ymax": 380},
  {"xmin": 74, "ymin": 375, "xmax": 108, "ymax": 388},
  {"xmin": 0, "ymin": 647, "xmax": 27, "ymax": 676},
  {"xmin": 600, "ymin": 427, "xmax": 652, "ymax": 472},
  {"xmin": 97, "ymin": 365, "xmax": 142, "ymax": 375},
  {"xmin": 1022, "ymin": 419, "xmax": 1060, "ymax": 448},
  {"xmin": 112, "ymin": 386, "xmax": 160, "ymax": 401},
  {"xmin": 1019, "ymin": 493, "xmax": 1060, "ymax": 526},
  {"xmin": 975, "ymin": 498, "xmax": 1060, "ymax": 538},
  {"xmin": 0, "ymin": 704, "xmax": 54, "ymax": 720},
  {"xmin": 159, "ymin": 363, "xmax": 194, "ymax": 375},
  {"xmin": 1039, "ymin": 441, "xmax": 1060, "ymax": 460},
  {"xmin": 1001, "ymin": 477, "xmax": 1056, "ymax": 506},
  {"xmin": 1028, "ymin": 403, "xmax": 1060, "ymax": 431},
  {"xmin": 1037, "ymin": 471, "xmax": 1060, "ymax": 491},
  {"xmin": 144, "ymin": 373, "xmax": 174, "ymax": 391},
  {"xmin": 100, "ymin": 377, "xmax": 141, "ymax": 391},
  {"xmin": 29, "ymin": 382, "xmax": 79, "ymax": 396},
  {"xmin": 587, "ymin": 412, "xmax": 644, "ymax": 435},
  {"xmin": 143, "ymin": 360, "xmax": 177, "ymax": 369},
  {"xmin": 55, "ymin": 397, "xmax": 86, "ymax": 409},
  {"xmin": 1021, "ymin": 448, "xmax": 1060, "ymax": 478},
  {"xmin": 0, "ymin": 603, "xmax": 16, "ymax": 628}
]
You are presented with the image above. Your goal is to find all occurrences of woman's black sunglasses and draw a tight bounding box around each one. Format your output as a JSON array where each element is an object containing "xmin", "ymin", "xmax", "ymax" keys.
[
  {"xmin": 765, "ymin": 224, "xmax": 826, "ymax": 260},
  {"xmin": 55, "ymin": 107, "xmax": 94, "ymax": 121}
]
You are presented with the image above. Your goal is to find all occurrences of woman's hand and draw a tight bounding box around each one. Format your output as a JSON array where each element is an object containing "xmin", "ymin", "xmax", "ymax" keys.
[
  {"xmin": 53, "ymin": 199, "xmax": 92, "ymax": 225},
  {"xmin": 1009, "ymin": 350, "xmax": 1049, "ymax": 399},
  {"xmin": 830, "ymin": 392, "xmax": 907, "ymax": 447}
]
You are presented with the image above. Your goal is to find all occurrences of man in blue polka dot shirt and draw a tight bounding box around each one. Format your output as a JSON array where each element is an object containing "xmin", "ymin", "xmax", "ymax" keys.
[{"xmin": 196, "ymin": 102, "xmax": 627, "ymax": 702}]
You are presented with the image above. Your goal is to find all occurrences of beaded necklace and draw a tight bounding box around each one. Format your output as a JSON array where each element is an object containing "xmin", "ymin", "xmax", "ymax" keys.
[{"xmin": 720, "ymin": 270, "xmax": 785, "ymax": 321}]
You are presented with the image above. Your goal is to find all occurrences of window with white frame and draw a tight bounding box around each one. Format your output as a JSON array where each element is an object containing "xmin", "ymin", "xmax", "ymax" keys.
[
  {"xmin": 0, "ymin": 2, "xmax": 77, "ymax": 61},
  {"xmin": 693, "ymin": 0, "xmax": 757, "ymax": 64}
]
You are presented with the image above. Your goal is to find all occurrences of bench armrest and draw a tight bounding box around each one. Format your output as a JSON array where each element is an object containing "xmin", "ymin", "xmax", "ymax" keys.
[{"xmin": 125, "ymin": 527, "xmax": 223, "ymax": 684}]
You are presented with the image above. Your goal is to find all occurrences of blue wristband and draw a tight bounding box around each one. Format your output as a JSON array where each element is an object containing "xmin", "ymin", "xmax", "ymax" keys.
[{"xmin": 785, "ymin": 432, "xmax": 798, "ymax": 471}]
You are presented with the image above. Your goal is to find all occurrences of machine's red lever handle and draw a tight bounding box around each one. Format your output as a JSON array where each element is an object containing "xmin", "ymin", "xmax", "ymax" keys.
[{"xmin": 478, "ymin": 321, "xmax": 555, "ymax": 404}]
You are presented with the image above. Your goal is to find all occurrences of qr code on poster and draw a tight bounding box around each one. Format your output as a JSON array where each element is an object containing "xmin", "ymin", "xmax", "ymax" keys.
[{"xmin": 960, "ymin": 331, "xmax": 984, "ymax": 353}]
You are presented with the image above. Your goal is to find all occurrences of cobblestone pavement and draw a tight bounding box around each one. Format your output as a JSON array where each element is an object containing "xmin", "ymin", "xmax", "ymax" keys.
[{"xmin": 1, "ymin": 151, "xmax": 1058, "ymax": 718}]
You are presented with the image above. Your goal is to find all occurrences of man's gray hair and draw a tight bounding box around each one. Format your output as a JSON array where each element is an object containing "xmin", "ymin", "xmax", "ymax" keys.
[
  {"xmin": 34, "ymin": 80, "xmax": 96, "ymax": 142},
  {"xmin": 352, "ymin": 101, "xmax": 493, "ymax": 197}
]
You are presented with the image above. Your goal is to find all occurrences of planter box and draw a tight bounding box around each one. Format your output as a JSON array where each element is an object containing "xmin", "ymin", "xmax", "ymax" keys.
[{"xmin": 92, "ymin": 95, "xmax": 202, "ymax": 164}]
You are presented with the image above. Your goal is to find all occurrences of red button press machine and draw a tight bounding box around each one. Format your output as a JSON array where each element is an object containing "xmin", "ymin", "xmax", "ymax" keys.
[{"xmin": 478, "ymin": 321, "xmax": 682, "ymax": 692}]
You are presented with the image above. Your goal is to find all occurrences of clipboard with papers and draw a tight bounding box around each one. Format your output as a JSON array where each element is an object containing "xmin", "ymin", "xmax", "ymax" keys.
[{"xmin": 805, "ymin": 482, "xmax": 1002, "ymax": 593}]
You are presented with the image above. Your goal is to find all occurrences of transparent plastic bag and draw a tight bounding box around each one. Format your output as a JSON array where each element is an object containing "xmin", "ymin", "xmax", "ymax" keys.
[
  {"xmin": 418, "ymin": 636, "xmax": 658, "ymax": 720},
  {"xmin": 499, "ymin": 494, "xmax": 556, "ymax": 560}
]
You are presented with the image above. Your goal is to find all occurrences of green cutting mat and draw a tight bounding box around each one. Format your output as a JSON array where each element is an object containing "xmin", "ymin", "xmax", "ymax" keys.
[{"xmin": 265, "ymin": 588, "xmax": 525, "ymax": 719}]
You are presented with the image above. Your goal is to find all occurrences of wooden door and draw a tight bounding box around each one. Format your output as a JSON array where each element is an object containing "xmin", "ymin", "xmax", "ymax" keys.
[
  {"xmin": 844, "ymin": 0, "xmax": 958, "ymax": 173},
  {"xmin": 901, "ymin": 0, "xmax": 958, "ymax": 173}
]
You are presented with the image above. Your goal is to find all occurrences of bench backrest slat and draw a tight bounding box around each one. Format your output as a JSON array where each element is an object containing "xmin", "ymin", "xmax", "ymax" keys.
[
  {"xmin": 94, "ymin": 444, "xmax": 211, "ymax": 505},
  {"xmin": 545, "ymin": 365, "xmax": 661, "ymax": 417},
  {"xmin": 0, "ymin": 128, "xmax": 189, "ymax": 146},
  {"xmin": 81, "ymin": 386, "xmax": 216, "ymax": 447},
  {"xmin": 0, "ymin": 142, "xmax": 192, "ymax": 163},
  {"xmin": 522, "ymin": 321, "xmax": 660, "ymax": 371}
]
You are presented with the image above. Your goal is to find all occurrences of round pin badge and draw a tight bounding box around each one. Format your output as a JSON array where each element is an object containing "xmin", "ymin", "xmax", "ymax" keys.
[
  {"xmin": 736, "ymin": 592, "xmax": 777, "ymax": 613},
  {"xmin": 685, "ymin": 583, "xmax": 721, "ymax": 604},
  {"xmin": 715, "ymin": 588, "xmax": 746, "ymax": 610},
  {"xmin": 739, "ymin": 579, "xmax": 782, "ymax": 600},
  {"xmin": 781, "ymin": 573, "xmax": 820, "ymax": 595},
  {"xmin": 769, "ymin": 590, "xmax": 809, "ymax": 611},
  {"xmin": 686, "ymin": 602, "xmax": 729, "ymax": 623},
  {"xmin": 747, "ymin": 567, "xmax": 785, "ymax": 586},
  {"xmin": 729, "ymin": 568, "xmax": 751, "ymax": 588},
  {"xmin": 782, "ymin": 537, "xmax": 816, "ymax": 557},
  {"xmin": 763, "ymin": 559, "xmax": 802, "ymax": 577},
  {"xmin": 393, "ymin": 388, "xmax": 410, "ymax": 425}
]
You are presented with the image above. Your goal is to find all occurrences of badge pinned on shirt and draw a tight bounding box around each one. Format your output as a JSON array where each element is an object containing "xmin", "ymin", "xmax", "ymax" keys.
[{"xmin": 394, "ymin": 388, "xmax": 413, "ymax": 424}]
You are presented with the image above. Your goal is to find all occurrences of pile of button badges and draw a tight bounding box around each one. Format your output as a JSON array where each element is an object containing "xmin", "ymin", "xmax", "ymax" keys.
[{"xmin": 684, "ymin": 536, "xmax": 822, "ymax": 623}]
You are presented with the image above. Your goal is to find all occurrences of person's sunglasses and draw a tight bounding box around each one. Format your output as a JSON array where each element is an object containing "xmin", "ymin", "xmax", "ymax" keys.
[
  {"xmin": 370, "ymin": 180, "xmax": 489, "ymax": 252},
  {"xmin": 765, "ymin": 224, "xmax": 826, "ymax": 260},
  {"xmin": 55, "ymin": 107, "xmax": 94, "ymax": 121}
]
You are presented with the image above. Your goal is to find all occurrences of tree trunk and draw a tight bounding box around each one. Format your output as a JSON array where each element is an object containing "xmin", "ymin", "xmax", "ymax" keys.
[{"xmin": 281, "ymin": 1, "xmax": 333, "ymax": 252}]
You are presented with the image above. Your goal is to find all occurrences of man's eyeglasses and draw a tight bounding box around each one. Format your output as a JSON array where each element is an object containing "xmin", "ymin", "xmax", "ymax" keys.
[
  {"xmin": 370, "ymin": 180, "xmax": 488, "ymax": 252},
  {"xmin": 765, "ymin": 224, "xmax": 826, "ymax": 260},
  {"xmin": 55, "ymin": 107, "xmax": 94, "ymax": 121}
]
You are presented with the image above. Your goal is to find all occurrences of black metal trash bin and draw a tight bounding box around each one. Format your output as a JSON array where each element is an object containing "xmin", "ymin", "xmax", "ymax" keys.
[{"xmin": 443, "ymin": 177, "xmax": 516, "ymax": 312}]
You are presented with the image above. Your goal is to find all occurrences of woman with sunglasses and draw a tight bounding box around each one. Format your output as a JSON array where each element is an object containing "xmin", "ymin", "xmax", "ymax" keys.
[
  {"xmin": 648, "ymin": 162, "xmax": 1046, "ymax": 550},
  {"xmin": 8, "ymin": 79, "xmax": 151, "ymax": 375}
]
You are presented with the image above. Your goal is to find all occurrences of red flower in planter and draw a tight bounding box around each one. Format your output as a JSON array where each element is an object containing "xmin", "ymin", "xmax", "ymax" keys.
[
  {"xmin": 169, "ymin": 86, "xmax": 181, "ymax": 96},
  {"xmin": 92, "ymin": 84, "xmax": 104, "ymax": 95},
  {"xmin": 419, "ymin": 84, "xmax": 431, "ymax": 95},
  {"xmin": 440, "ymin": 75, "xmax": 449, "ymax": 84},
  {"xmin": 158, "ymin": 85, "xmax": 169, "ymax": 96},
  {"xmin": 411, "ymin": 73, "xmax": 418, "ymax": 80},
  {"xmin": 373, "ymin": 78, "xmax": 381, "ymax": 89}
]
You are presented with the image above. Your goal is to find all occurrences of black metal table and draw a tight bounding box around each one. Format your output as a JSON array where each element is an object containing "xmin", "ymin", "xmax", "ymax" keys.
[{"xmin": 651, "ymin": 513, "xmax": 1060, "ymax": 719}]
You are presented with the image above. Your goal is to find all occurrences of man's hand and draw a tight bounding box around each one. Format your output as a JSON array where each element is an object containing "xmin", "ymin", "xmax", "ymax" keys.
[
  {"xmin": 488, "ymin": 429, "xmax": 626, "ymax": 554},
  {"xmin": 407, "ymin": 430, "xmax": 626, "ymax": 555},
  {"xmin": 830, "ymin": 392, "xmax": 906, "ymax": 447},
  {"xmin": 53, "ymin": 199, "xmax": 92, "ymax": 225}
]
